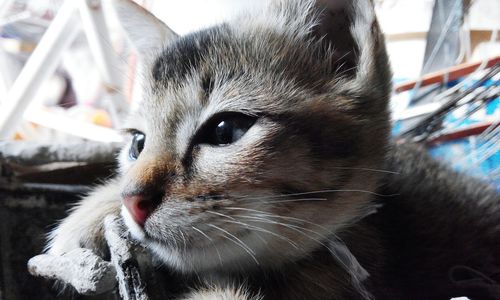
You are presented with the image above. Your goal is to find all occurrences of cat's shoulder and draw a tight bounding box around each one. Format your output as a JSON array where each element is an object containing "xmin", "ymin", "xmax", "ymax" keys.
[{"xmin": 383, "ymin": 142, "xmax": 498, "ymax": 205}]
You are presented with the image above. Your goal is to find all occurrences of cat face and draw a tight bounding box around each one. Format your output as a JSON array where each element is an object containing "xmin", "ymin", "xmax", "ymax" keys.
[{"xmin": 114, "ymin": 0, "xmax": 391, "ymax": 273}]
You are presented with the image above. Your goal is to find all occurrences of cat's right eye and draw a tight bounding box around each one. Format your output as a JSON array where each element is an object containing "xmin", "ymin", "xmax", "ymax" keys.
[{"xmin": 129, "ymin": 132, "xmax": 146, "ymax": 160}]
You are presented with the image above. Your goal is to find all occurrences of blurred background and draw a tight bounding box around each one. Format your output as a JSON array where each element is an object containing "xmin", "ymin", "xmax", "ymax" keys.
[
  {"xmin": 0, "ymin": 0, "xmax": 498, "ymax": 299},
  {"xmin": 0, "ymin": 0, "xmax": 499, "ymax": 180},
  {"xmin": 0, "ymin": 0, "xmax": 499, "ymax": 184}
]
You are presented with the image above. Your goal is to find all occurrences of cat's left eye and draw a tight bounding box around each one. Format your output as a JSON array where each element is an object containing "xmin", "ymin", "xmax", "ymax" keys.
[
  {"xmin": 200, "ymin": 113, "xmax": 257, "ymax": 146},
  {"xmin": 129, "ymin": 132, "xmax": 146, "ymax": 160}
]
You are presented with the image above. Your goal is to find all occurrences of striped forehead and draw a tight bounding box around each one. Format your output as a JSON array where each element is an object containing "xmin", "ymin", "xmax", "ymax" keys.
[
  {"xmin": 131, "ymin": 19, "xmax": 348, "ymax": 151},
  {"xmin": 151, "ymin": 26, "xmax": 231, "ymax": 90},
  {"xmin": 135, "ymin": 80, "xmax": 202, "ymax": 154},
  {"xmin": 140, "ymin": 27, "xmax": 229, "ymax": 126},
  {"xmin": 148, "ymin": 21, "xmax": 334, "ymax": 97},
  {"xmin": 130, "ymin": 27, "xmax": 243, "ymax": 155}
]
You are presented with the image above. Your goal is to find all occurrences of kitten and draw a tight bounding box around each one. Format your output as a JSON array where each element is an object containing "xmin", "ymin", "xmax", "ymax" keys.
[{"xmin": 45, "ymin": 0, "xmax": 500, "ymax": 299}]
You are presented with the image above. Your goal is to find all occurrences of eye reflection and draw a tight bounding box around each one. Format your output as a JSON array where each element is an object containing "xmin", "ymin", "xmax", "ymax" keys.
[
  {"xmin": 129, "ymin": 132, "xmax": 145, "ymax": 160},
  {"xmin": 204, "ymin": 114, "xmax": 256, "ymax": 146}
]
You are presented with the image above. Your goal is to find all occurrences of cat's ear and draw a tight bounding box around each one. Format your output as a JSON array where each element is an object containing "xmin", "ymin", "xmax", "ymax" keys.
[
  {"xmin": 110, "ymin": 0, "xmax": 178, "ymax": 56},
  {"xmin": 311, "ymin": 0, "xmax": 391, "ymax": 98},
  {"xmin": 268, "ymin": 0, "xmax": 390, "ymax": 99}
]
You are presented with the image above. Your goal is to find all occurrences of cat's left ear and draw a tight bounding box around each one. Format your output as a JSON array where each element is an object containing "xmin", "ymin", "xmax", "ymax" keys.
[
  {"xmin": 312, "ymin": 0, "xmax": 391, "ymax": 99},
  {"xmin": 110, "ymin": 0, "xmax": 178, "ymax": 56},
  {"xmin": 267, "ymin": 0, "xmax": 390, "ymax": 100}
]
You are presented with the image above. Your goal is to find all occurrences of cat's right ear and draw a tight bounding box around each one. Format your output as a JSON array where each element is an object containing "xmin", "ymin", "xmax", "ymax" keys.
[{"xmin": 110, "ymin": 0, "xmax": 178, "ymax": 56}]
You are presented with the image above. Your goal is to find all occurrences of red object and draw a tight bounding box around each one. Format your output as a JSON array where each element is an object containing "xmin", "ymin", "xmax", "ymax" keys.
[
  {"xmin": 394, "ymin": 56, "xmax": 500, "ymax": 93},
  {"xmin": 427, "ymin": 122, "xmax": 497, "ymax": 145}
]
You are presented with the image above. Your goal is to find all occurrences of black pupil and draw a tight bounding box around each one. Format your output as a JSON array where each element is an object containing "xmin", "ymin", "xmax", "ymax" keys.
[
  {"xmin": 129, "ymin": 133, "xmax": 145, "ymax": 160},
  {"xmin": 211, "ymin": 115, "xmax": 255, "ymax": 145}
]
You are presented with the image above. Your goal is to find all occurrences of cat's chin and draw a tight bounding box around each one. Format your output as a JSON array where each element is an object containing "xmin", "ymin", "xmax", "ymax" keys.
[
  {"xmin": 148, "ymin": 233, "xmax": 310, "ymax": 274},
  {"xmin": 121, "ymin": 205, "xmax": 301, "ymax": 273}
]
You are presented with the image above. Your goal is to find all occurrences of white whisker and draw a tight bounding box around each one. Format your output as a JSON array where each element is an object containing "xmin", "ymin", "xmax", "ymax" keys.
[
  {"xmin": 239, "ymin": 215, "xmax": 352, "ymax": 272},
  {"xmin": 191, "ymin": 226, "xmax": 223, "ymax": 266},
  {"xmin": 178, "ymin": 229, "xmax": 187, "ymax": 252},
  {"xmin": 238, "ymin": 189, "xmax": 398, "ymax": 201},
  {"xmin": 261, "ymin": 197, "xmax": 327, "ymax": 204},
  {"xmin": 250, "ymin": 213, "xmax": 332, "ymax": 233},
  {"xmin": 222, "ymin": 207, "xmax": 328, "ymax": 234},
  {"xmin": 207, "ymin": 210, "xmax": 237, "ymax": 220},
  {"xmin": 331, "ymin": 166, "xmax": 399, "ymax": 174},
  {"xmin": 240, "ymin": 215, "xmax": 326, "ymax": 239},
  {"xmin": 220, "ymin": 219, "xmax": 299, "ymax": 249},
  {"xmin": 207, "ymin": 223, "xmax": 259, "ymax": 265}
]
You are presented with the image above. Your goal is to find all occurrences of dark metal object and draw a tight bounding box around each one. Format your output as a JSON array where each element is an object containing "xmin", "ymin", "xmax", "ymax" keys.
[
  {"xmin": 421, "ymin": 0, "xmax": 463, "ymax": 75},
  {"xmin": 398, "ymin": 63, "xmax": 500, "ymax": 142},
  {"xmin": 410, "ymin": 0, "xmax": 465, "ymax": 105}
]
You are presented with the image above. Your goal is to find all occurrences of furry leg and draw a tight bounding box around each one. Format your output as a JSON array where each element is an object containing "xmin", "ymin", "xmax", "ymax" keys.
[
  {"xmin": 46, "ymin": 179, "xmax": 122, "ymax": 256},
  {"xmin": 181, "ymin": 287, "xmax": 261, "ymax": 300}
]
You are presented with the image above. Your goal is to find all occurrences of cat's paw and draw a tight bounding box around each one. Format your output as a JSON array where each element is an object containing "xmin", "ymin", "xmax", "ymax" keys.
[
  {"xmin": 46, "ymin": 217, "xmax": 105, "ymax": 256},
  {"xmin": 181, "ymin": 287, "xmax": 261, "ymax": 300},
  {"xmin": 46, "ymin": 180, "xmax": 122, "ymax": 256}
]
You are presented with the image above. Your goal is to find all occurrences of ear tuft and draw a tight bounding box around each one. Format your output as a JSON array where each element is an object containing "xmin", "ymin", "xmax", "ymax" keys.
[
  {"xmin": 263, "ymin": 0, "xmax": 391, "ymax": 99},
  {"xmin": 312, "ymin": 0, "xmax": 391, "ymax": 98},
  {"xmin": 110, "ymin": 0, "xmax": 178, "ymax": 56}
]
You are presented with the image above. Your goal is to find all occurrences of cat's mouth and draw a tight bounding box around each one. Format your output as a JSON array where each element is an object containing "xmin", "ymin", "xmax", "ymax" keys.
[
  {"xmin": 121, "ymin": 202, "xmax": 253, "ymax": 249},
  {"xmin": 150, "ymin": 227, "xmax": 253, "ymax": 251},
  {"xmin": 119, "ymin": 195, "xmax": 343, "ymax": 273}
]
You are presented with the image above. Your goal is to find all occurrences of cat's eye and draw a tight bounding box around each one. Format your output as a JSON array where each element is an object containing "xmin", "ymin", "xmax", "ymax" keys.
[
  {"xmin": 202, "ymin": 113, "xmax": 256, "ymax": 146},
  {"xmin": 129, "ymin": 132, "xmax": 146, "ymax": 160}
]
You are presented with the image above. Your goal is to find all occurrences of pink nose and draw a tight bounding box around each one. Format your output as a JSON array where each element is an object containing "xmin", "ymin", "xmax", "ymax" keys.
[{"xmin": 123, "ymin": 195, "xmax": 157, "ymax": 226}]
